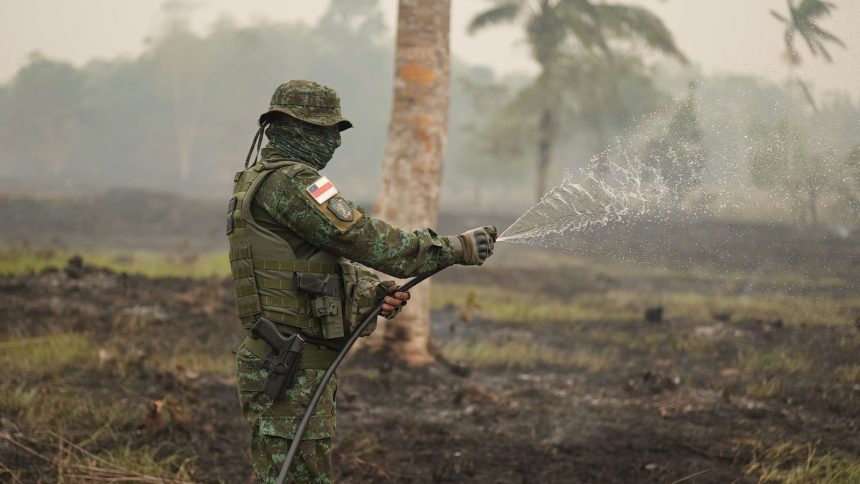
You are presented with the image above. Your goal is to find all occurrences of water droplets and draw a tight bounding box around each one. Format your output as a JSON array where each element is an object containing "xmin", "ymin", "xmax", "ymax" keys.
[{"xmin": 498, "ymin": 156, "xmax": 668, "ymax": 247}]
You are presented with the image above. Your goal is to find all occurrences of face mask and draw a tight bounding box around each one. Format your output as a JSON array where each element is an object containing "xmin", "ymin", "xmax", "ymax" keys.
[{"xmin": 263, "ymin": 118, "xmax": 341, "ymax": 170}]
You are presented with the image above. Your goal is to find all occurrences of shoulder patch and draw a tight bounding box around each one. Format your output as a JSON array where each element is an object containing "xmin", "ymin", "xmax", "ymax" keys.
[
  {"xmin": 306, "ymin": 176, "xmax": 338, "ymax": 204},
  {"xmin": 298, "ymin": 174, "xmax": 363, "ymax": 233},
  {"xmin": 327, "ymin": 196, "xmax": 354, "ymax": 222}
]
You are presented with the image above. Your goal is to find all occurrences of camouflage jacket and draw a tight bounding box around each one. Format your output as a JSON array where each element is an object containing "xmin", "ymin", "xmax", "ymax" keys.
[
  {"xmin": 251, "ymin": 147, "xmax": 461, "ymax": 278},
  {"xmin": 236, "ymin": 148, "xmax": 460, "ymax": 446}
]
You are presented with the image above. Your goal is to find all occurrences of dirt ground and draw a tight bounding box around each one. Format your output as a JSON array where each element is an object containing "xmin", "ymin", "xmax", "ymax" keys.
[
  {"xmin": 1, "ymin": 194, "xmax": 859, "ymax": 482},
  {"xmin": 0, "ymin": 222, "xmax": 860, "ymax": 483}
]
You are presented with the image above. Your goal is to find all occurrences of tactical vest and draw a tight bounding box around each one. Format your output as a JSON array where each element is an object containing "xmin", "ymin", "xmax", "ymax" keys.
[{"xmin": 227, "ymin": 161, "xmax": 343, "ymax": 339}]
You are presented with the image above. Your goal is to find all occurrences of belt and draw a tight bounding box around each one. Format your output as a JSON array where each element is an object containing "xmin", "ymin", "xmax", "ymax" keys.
[{"xmin": 241, "ymin": 334, "xmax": 338, "ymax": 369}]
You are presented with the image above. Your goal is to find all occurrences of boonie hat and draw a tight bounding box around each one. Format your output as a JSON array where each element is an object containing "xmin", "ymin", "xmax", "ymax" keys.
[{"xmin": 260, "ymin": 80, "xmax": 353, "ymax": 131}]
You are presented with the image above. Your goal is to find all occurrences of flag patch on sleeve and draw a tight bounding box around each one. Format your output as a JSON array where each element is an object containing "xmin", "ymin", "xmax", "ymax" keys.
[{"xmin": 306, "ymin": 176, "xmax": 338, "ymax": 204}]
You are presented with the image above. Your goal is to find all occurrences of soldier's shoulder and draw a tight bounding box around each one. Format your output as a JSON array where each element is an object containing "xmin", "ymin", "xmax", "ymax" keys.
[
  {"xmin": 256, "ymin": 163, "xmax": 317, "ymax": 194},
  {"xmin": 271, "ymin": 161, "xmax": 319, "ymax": 180}
]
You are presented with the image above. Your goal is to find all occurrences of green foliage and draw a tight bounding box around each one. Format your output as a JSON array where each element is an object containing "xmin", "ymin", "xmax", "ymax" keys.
[
  {"xmin": 771, "ymin": 0, "xmax": 846, "ymax": 65},
  {"xmin": 739, "ymin": 349, "xmax": 812, "ymax": 375},
  {"xmin": 468, "ymin": 0, "xmax": 684, "ymax": 198},
  {"xmin": 748, "ymin": 122, "xmax": 802, "ymax": 189},
  {"xmin": 442, "ymin": 339, "xmax": 617, "ymax": 371},
  {"xmin": 461, "ymin": 54, "xmax": 667, "ymax": 190},
  {"xmin": 433, "ymin": 281, "xmax": 858, "ymax": 328},
  {"xmin": 468, "ymin": 2, "xmax": 523, "ymax": 35},
  {"xmin": 0, "ymin": 1, "xmax": 395, "ymax": 198},
  {"xmin": 739, "ymin": 440, "xmax": 860, "ymax": 484},
  {"xmin": 746, "ymin": 119, "xmax": 838, "ymax": 226},
  {"xmin": 0, "ymin": 333, "xmax": 97, "ymax": 375},
  {"xmin": 0, "ymin": 246, "xmax": 229, "ymax": 278},
  {"xmin": 95, "ymin": 444, "xmax": 195, "ymax": 481}
]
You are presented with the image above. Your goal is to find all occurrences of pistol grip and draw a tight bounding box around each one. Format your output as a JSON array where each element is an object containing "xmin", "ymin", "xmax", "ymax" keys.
[{"xmin": 252, "ymin": 317, "xmax": 289, "ymax": 351}]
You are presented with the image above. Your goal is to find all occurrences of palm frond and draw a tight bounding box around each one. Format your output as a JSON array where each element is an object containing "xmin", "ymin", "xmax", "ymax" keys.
[
  {"xmin": 796, "ymin": 0, "xmax": 836, "ymax": 20},
  {"xmin": 810, "ymin": 23, "xmax": 846, "ymax": 47},
  {"xmin": 813, "ymin": 36, "xmax": 833, "ymax": 62},
  {"xmin": 555, "ymin": 5, "xmax": 610, "ymax": 54},
  {"xmin": 776, "ymin": 0, "xmax": 845, "ymax": 65},
  {"xmin": 799, "ymin": 29, "xmax": 819, "ymax": 57},
  {"xmin": 468, "ymin": 2, "xmax": 524, "ymax": 34},
  {"xmin": 770, "ymin": 9, "xmax": 790, "ymax": 24},
  {"xmin": 591, "ymin": 4, "xmax": 687, "ymax": 63}
]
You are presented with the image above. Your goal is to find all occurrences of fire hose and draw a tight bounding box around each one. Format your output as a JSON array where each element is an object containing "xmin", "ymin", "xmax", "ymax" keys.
[{"xmin": 275, "ymin": 268, "xmax": 442, "ymax": 484}]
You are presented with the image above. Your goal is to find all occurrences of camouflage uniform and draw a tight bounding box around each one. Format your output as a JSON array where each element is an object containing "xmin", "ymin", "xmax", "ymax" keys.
[{"xmin": 233, "ymin": 81, "xmax": 461, "ymax": 483}]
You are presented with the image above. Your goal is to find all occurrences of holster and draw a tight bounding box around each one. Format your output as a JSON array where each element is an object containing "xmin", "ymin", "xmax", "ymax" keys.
[
  {"xmin": 295, "ymin": 272, "xmax": 344, "ymax": 339},
  {"xmin": 251, "ymin": 317, "xmax": 305, "ymax": 401}
]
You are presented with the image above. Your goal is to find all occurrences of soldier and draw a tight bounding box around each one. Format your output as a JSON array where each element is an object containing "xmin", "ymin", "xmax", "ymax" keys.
[{"xmin": 228, "ymin": 80, "xmax": 496, "ymax": 483}]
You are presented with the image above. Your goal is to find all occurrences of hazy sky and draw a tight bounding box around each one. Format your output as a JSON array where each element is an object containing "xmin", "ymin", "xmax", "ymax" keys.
[{"xmin": 1, "ymin": 0, "xmax": 858, "ymax": 96}]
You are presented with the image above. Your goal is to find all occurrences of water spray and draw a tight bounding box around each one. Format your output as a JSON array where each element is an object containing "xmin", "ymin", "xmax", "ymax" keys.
[
  {"xmin": 498, "ymin": 161, "xmax": 667, "ymax": 247},
  {"xmin": 277, "ymin": 155, "xmax": 668, "ymax": 481}
]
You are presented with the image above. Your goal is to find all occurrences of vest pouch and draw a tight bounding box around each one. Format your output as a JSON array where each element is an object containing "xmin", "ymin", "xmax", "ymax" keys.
[
  {"xmin": 295, "ymin": 272, "xmax": 345, "ymax": 339},
  {"xmin": 312, "ymin": 296, "xmax": 344, "ymax": 339},
  {"xmin": 339, "ymin": 262, "xmax": 382, "ymax": 337}
]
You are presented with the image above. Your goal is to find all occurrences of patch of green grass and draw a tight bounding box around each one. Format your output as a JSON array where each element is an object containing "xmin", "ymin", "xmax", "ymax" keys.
[
  {"xmin": 673, "ymin": 334, "xmax": 720, "ymax": 356},
  {"xmin": 738, "ymin": 440, "xmax": 860, "ymax": 484},
  {"xmin": 586, "ymin": 329, "xmax": 669, "ymax": 351},
  {"xmin": 433, "ymin": 282, "xmax": 858, "ymax": 327},
  {"xmin": 0, "ymin": 246, "xmax": 229, "ymax": 278},
  {"xmin": 0, "ymin": 383, "xmax": 40, "ymax": 416},
  {"xmin": 583, "ymin": 328, "xmax": 720, "ymax": 359},
  {"xmin": 442, "ymin": 340, "xmax": 617, "ymax": 371},
  {"xmin": 740, "ymin": 349, "xmax": 811, "ymax": 375},
  {"xmin": 431, "ymin": 284, "xmax": 639, "ymax": 324},
  {"xmin": 0, "ymin": 333, "xmax": 97, "ymax": 375},
  {"xmin": 0, "ymin": 379, "xmax": 135, "ymax": 435},
  {"xmin": 642, "ymin": 291, "xmax": 857, "ymax": 328},
  {"xmin": 94, "ymin": 444, "xmax": 195, "ymax": 481},
  {"xmin": 745, "ymin": 379, "xmax": 782, "ymax": 399}
]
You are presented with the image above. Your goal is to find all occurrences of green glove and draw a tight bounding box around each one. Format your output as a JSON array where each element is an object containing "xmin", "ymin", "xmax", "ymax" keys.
[{"xmin": 451, "ymin": 226, "xmax": 497, "ymax": 265}]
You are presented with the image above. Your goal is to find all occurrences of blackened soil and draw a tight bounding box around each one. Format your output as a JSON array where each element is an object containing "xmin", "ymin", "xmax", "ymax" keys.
[{"xmin": 2, "ymin": 263, "xmax": 858, "ymax": 483}]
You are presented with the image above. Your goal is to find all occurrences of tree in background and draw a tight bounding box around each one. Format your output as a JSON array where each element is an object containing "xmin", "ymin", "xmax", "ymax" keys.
[
  {"xmin": 468, "ymin": 0, "xmax": 685, "ymax": 200},
  {"xmin": 771, "ymin": 0, "xmax": 846, "ymax": 111},
  {"xmin": 831, "ymin": 145, "xmax": 860, "ymax": 223},
  {"xmin": 747, "ymin": 121, "xmax": 830, "ymax": 227},
  {"xmin": 0, "ymin": 54, "xmax": 85, "ymax": 179},
  {"xmin": 643, "ymin": 84, "xmax": 707, "ymax": 204},
  {"xmin": 562, "ymin": 52, "xmax": 666, "ymax": 155},
  {"xmin": 460, "ymin": 53, "xmax": 664, "ymax": 196},
  {"xmin": 155, "ymin": 1, "xmax": 207, "ymax": 181},
  {"xmin": 0, "ymin": 1, "xmax": 397, "ymax": 193},
  {"xmin": 370, "ymin": 0, "xmax": 451, "ymax": 365}
]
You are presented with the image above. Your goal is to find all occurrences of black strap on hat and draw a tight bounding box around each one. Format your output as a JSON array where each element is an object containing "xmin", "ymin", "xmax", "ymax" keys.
[{"xmin": 245, "ymin": 120, "xmax": 270, "ymax": 169}]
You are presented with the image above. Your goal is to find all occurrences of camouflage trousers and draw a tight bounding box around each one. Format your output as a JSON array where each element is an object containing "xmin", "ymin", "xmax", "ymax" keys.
[{"xmin": 236, "ymin": 342, "xmax": 338, "ymax": 483}]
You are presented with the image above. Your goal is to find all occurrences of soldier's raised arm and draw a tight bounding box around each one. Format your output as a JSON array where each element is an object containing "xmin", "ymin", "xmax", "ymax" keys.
[{"xmin": 252, "ymin": 160, "xmax": 495, "ymax": 278}]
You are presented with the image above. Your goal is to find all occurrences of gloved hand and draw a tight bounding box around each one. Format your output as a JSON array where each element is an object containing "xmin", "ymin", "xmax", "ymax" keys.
[
  {"xmin": 377, "ymin": 280, "xmax": 410, "ymax": 319},
  {"xmin": 452, "ymin": 226, "xmax": 497, "ymax": 265}
]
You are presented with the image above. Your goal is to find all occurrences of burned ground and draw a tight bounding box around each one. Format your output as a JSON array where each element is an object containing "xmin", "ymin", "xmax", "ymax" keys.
[{"xmin": 0, "ymin": 197, "xmax": 858, "ymax": 483}]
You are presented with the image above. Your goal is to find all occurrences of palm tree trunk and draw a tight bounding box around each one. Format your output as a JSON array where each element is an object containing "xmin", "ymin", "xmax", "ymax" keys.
[
  {"xmin": 536, "ymin": 107, "xmax": 555, "ymax": 200},
  {"xmin": 369, "ymin": 0, "xmax": 451, "ymax": 365},
  {"xmin": 535, "ymin": 62, "xmax": 559, "ymax": 200}
]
